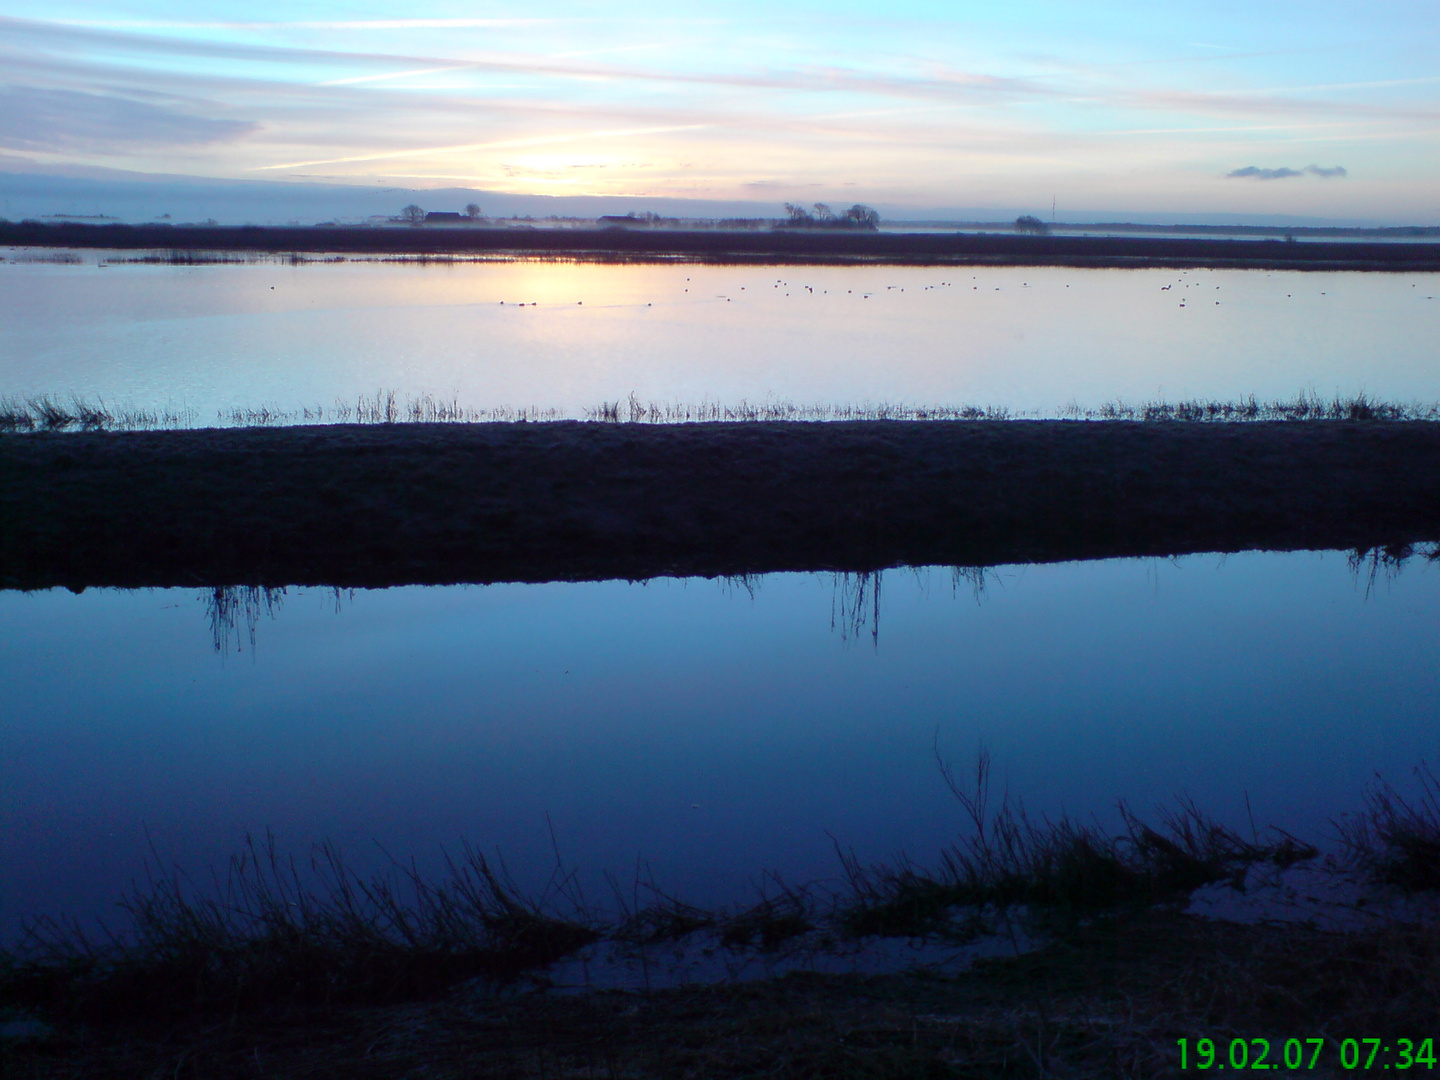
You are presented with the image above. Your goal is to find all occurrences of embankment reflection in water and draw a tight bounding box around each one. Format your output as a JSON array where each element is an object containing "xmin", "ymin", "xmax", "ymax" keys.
[
  {"xmin": 200, "ymin": 567, "xmax": 991, "ymax": 654},
  {"xmin": 203, "ymin": 585, "xmax": 348, "ymax": 655},
  {"xmin": 196, "ymin": 544, "xmax": 1431, "ymax": 654},
  {"xmin": 202, "ymin": 573, "xmax": 897, "ymax": 654}
]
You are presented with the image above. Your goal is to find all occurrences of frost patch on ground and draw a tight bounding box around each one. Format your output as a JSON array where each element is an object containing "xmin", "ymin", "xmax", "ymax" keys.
[
  {"xmin": 1186, "ymin": 858, "xmax": 1440, "ymax": 930},
  {"xmin": 536, "ymin": 919, "xmax": 1043, "ymax": 993}
]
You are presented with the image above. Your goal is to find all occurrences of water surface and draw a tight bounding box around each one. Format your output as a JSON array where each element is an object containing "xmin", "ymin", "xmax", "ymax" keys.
[
  {"xmin": 3, "ymin": 550, "xmax": 1437, "ymax": 939},
  {"xmin": 3, "ymin": 256, "xmax": 1437, "ymax": 417}
]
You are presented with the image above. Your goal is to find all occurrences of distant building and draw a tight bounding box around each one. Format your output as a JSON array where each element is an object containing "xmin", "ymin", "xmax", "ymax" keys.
[
  {"xmin": 424, "ymin": 211, "xmax": 465, "ymax": 224},
  {"xmin": 598, "ymin": 212, "xmax": 668, "ymax": 229},
  {"xmin": 597, "ymin": 214, "xmax": 651, "ymax": 229}
]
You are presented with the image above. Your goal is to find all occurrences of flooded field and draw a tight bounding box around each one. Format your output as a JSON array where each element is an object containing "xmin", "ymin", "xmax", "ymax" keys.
[{"xmin": 3, "ymin": 254, "xmax": 1438, "ymax": 419}]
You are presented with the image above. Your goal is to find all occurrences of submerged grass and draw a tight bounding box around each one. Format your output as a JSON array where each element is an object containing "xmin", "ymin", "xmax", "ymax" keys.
[
  {"xmin": 586, "ymin": 392, "xmax": 1012, "ymax": 423},
  {"xmin": 0, "ymin": 392, "xmax": 559, "ymax": 433},
  {"xmin": 591, "ymin": 389, "xmax": 1440, "ymax": 425},
  {"xmin": 1073, "ymin": 389, "xmax": 1440, "ymax": 423},
  {"xmin": 3, "ymin": 389, "xmax": 1437, "ymax": 433}
]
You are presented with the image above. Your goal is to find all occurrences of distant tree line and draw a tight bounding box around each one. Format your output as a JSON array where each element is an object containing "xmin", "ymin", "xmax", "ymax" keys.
[
  {"xmin": 779, "ymin": 203, "xmax": 880, "ymax": 230},
  {"xmin": 597, "ymin": 211, "xmax": 683, "ymax": 228},
  {"xmin": 1014, "ymin": 215, "xmax": 1050, "ymax": 235}
]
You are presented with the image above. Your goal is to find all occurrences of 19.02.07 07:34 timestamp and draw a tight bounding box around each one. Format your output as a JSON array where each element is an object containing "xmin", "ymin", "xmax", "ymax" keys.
[{"xmin": 1178, "ymin": 1037, "xmax": 1437, "ymax": 1070}]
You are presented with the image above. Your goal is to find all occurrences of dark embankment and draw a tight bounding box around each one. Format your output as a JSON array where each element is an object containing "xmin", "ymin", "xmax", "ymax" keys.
[
  {"xmin": 6, "ymin": 219, "xmax": 1440, "ymax": 270},
  {"xmin": 4, "ymin": 420, "xmax": 1440, "ymax": 590}
]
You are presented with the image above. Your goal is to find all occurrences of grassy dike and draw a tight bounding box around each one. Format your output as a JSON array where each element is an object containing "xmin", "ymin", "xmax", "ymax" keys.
[{"xmin": 4, "ymin": 418, "xmax": 1440, "ymax": 590}]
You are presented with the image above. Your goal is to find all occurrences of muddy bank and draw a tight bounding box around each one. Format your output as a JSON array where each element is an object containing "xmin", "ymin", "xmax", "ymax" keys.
[
  {"xmin": 7, "ymin": 910, "xmax": 1438, "ymax": 1079},
  {"xmin": 6, "ymin": 220, "xmax": 1440, "ymax": 270},
  {"xmin": 3, "ymin": 420, "xmax": 1440, "ymax": 590}
]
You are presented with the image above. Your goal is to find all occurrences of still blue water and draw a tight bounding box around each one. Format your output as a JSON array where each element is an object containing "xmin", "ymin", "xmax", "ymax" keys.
[
  {"xmin": 3, "ymin": 551, "xmax": 1437, "ymax": 938},
  {"xmin": 3, "ymin": 256, "xmax": 1439, "ymax": 417}
]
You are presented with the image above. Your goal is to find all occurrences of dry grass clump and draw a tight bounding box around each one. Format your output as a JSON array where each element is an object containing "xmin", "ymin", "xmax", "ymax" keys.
[
  {"xmin": 0, "ymin": 395, "xmax": 113, "ymax": 431},
  {"xmin": 2, "ymin": 833, "xmax": 598, "ymax": 1025},
  {"xmin": 716, "ymin": 883, "xmax": 818, "ymax": 952},
  {"xmin": 221, "ymin": 391, "xmax": 563, "ymax": 427},
  {"xmin": 591, "ymin": 390, "xmax": 1440, "ymax": 425},
  {"xmin": 1339, "ymin": 762, "xmax": 1440, "ymax": 890},
  {"xmin": 0, "ymin": 395, "xmax": 195, "ymax": 432},
  {"xmin": 609, "ymin": 888, "xmax": 717, "ymax": 947},
  {"xmin": 587, "ymin": 392, "xmax": 1010, "ymax": 423},
  {"xmin": 833, "ymin": 751, "xmax": 1315, "ymax": 941}
]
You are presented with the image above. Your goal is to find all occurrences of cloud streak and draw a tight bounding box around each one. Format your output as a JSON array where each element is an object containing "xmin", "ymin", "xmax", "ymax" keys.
[
  {"xmin": 7, "ymin": 14, "xmax": 1434, "ymax": 131},
  {"xmin": 1227, "ymin": 164, "xmax": 1349, "ymax": 180},
  {"xmin": 254, "ymin": 125, "xmax": 711, "ymax": 170},
  {"xmin": 0, "ymin": 86, "xmax": 256, "ymax": 153}
]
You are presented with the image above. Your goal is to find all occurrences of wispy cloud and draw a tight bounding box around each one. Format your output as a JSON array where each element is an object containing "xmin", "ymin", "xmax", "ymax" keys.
[
  {"xmin": 319, "ymin": 66, "xmax": 475, "ymax": 87},
  {"xmin": 254, "ymin": 126, "xmax": 710, "ymax": 170},
  {"xmin": 48, "ymin": 19, "xmax": 583, "ymax": 31},
  {"xmin": 1206, "ymin": 75, "xmax": 1440, "ymax": 96},
  {"xmin": 1115, "ymin": 85, "xmax": 1440, "ymax": 125},
  {"xmin": 0, "ymin": 17, "xmax": 1056, "ymax": 107},
  {"xmin": 0, "ymin": 86, "xmax": 255, "ymax": 152},
  {"xmin": 1109, "ymin": 122, "xmax": 1342, "ymax": 136},
  {"xmin": 1227, "ymin": 164, "xmax": 1349, "ymax": 180}
]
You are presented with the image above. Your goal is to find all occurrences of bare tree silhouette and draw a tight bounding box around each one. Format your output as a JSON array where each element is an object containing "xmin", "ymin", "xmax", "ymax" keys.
[
  {"xmin": 779, "ymin": 202, "xmax": 879, "ymax": 230},
  {"xmin": 845, "ymin": 204, "xmax": 880, "ymax": 228}
]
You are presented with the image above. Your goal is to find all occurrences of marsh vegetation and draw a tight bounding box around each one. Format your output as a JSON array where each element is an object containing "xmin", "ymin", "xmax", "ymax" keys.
[
  {"xmin": 3, "ymin": 755, "xmax": 1439, "ymax": 1080},
  {"xmin": 3, "ymin": 389, "xmax": 1435, "ymax": 434},
  {"xmin": 4, "ymin": 755, "xmax": 1435, "ymax": 1023}
]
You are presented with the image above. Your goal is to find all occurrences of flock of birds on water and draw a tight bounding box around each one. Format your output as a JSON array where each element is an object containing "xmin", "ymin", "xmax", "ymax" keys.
[{"xmin": 486, "ymin": 269, "xmax": 1436, "ymax": 309}]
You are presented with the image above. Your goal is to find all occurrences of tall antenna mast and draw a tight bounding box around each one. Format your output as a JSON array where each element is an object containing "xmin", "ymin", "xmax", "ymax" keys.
[{"xmin": 1052, "ymin": 195, "xmax": 1056, "ymax": 223}]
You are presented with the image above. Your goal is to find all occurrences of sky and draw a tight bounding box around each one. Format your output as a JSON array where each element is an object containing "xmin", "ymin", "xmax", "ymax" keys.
[{"xmin": 1, "ymin": 1, "xmax": 1438, "ymax": 222}]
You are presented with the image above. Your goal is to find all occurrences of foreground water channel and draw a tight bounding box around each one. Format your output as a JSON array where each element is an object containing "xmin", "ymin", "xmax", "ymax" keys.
[{"xmin": 2, "ymin": 550, "xmax": 1437, "ymax": 940}]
